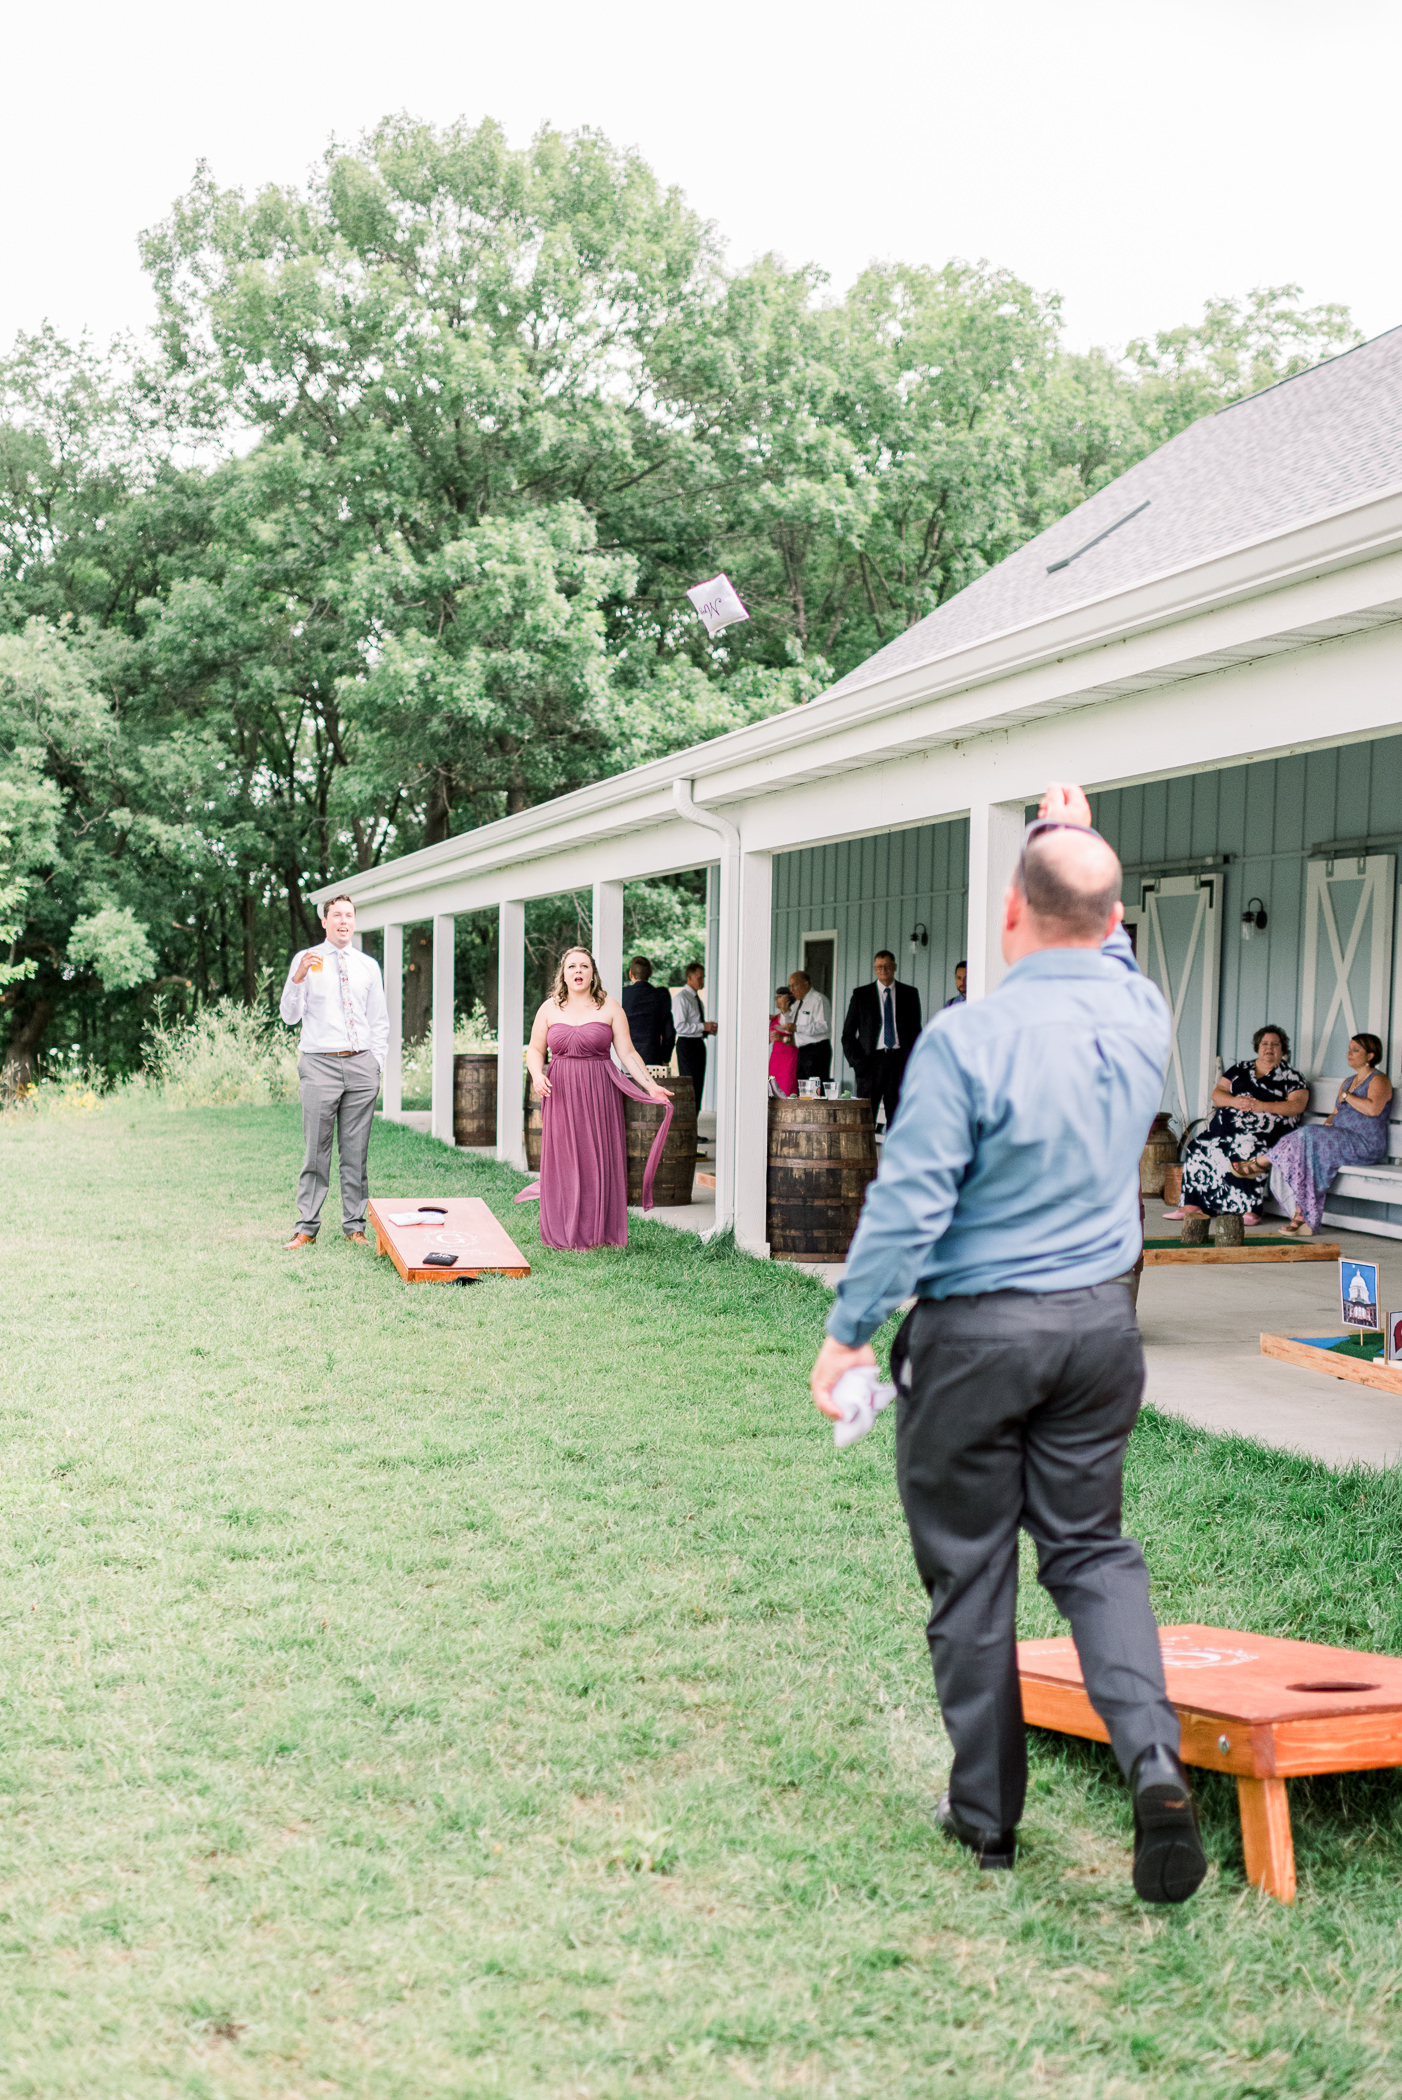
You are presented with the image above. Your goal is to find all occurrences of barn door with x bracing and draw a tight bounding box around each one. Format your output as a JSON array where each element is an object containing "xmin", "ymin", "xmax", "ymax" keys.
[
  {"xmin": 1122, "ymin": 872, "xmax": 1223, "ymax": 1125},
  {"xmin": 1298, "ymin": 855, "xmax": 1394, "ymax": 1079}
]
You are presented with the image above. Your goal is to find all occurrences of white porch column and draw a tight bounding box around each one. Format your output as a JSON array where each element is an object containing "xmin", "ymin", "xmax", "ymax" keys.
[
  {"xmin": 381, "ymin": 924, "xmax": 403, "ymax": 1119},
  {"xmin": 966, "ymin": 799, "xmax": 1026, "ymax": 1001},
  {"xmin": 731, "ymin": 848, "xmax": 774, "ymax": 1257},
  {"xmin": 592, "ymin": 878, "xmax": 625, "ymax": 1001},
  {"xmin": 430, "ymin": 912, "xmax": 456, "ymax": 1146},
  {"xmin": 496, "ymin": 899, "xmax": 526, "ymax": 1169},
  {"xmin": 702, "ymin": 864, "xmax": 718, "ymax": 1114}
]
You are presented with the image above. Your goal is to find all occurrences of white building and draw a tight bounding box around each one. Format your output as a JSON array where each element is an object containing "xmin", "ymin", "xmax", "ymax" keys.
[{"xmin": 317, "ymin": 326, "xmax": 1402, "ymax": 1252}]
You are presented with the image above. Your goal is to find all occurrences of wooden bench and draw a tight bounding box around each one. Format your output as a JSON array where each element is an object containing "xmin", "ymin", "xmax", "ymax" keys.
[{"xmin": 1019, "ymin": 1623, "xmax": 1402, "ymax": 1902}]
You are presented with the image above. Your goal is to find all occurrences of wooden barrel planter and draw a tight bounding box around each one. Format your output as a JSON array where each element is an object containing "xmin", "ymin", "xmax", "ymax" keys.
[
  {"xmin": 452, "ymin": 1053, "xmax": 498, "ymax": 1147},
  {"xmin": 626, "ymin": 1074, "xmax": 696, "ymax": 1207},
  {"xmin": 522, "ymin": 1071, "xmax": 697, "ymax": 1201},
  {"xmin": 524, "ymin": 1071, "xmax": 544, "ymax": 1172},
  {"xmin": 1140, "ymin": 1111, "xmax": 1178, "ymax": 1195},
  {"xmin": 767, "ymin": 1096, "xmax": 877, "ymax": 1261}
]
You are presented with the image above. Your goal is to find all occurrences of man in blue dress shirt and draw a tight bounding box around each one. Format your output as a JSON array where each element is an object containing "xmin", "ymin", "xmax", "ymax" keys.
[{"xmin": 810, "ymin": 784, "xmax": 1205, "ymax": 1904}]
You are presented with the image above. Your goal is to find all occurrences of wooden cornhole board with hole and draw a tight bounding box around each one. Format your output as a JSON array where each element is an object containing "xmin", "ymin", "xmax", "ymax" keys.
[
  {"xmin": 1142, "ymin": 1236, "xmax": 1340, "ymax": 1266},
  {"xmin": 1261, "ymin": 1332, "xmax": 1402, "ymax": 1397},
  {"xmin": 367, "ymin": 1197, "xmax": 530, "ymax": 1284},
  {"xmin": 1019, "ymin": 1623, "xmax": 1402, "ymax": 1902}
]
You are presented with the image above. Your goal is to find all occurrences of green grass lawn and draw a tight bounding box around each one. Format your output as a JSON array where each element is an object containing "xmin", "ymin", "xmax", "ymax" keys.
[{"xmin": 4, "ymin": 1102, "xmax": 1402, "ymax": 2098}]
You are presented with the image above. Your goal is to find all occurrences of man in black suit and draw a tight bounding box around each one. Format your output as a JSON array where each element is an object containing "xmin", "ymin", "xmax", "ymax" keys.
[
  {"xmin": 841, "ymin": 949, "xmax": 922, "ymax": 1128},
  {"xmin": 620, "ymin": 956, "xmax": 675, "ymax": 1069}
]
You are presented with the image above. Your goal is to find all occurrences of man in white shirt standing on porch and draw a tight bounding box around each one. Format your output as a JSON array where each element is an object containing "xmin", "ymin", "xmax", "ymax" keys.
[
  {"xmin": 789, "ymin": 969, "xmax": 832, "ymax": 1089},
  {"xmin": 279, "ymin": 893, "xmax": 389, "ymax": 1249}
]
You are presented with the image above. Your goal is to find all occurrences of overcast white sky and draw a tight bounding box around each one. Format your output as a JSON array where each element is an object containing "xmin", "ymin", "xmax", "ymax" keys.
[{"xmin": 6, "ymin": 0, "xmax": 1399, "ymax": 360}]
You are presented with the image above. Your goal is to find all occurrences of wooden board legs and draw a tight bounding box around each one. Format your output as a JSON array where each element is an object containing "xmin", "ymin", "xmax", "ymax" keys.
[{"xmin": 1237, "ymin": 1776, "xmax": 1295, "ymax": 1903}]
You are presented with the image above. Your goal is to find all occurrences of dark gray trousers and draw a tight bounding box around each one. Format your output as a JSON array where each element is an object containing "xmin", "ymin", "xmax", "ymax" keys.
[
  {"xmin": 296, "ymin": 1050, "xmax": 380, "ymax": 1236},
  {"xmin": 894, "ymin": 1284, "xmax": 1178, "ymax": 1837}
]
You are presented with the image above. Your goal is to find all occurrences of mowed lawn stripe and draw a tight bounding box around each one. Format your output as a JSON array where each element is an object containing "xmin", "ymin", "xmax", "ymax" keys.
[{"xmin": 2, "ymin": 1102, "xmax": 1401, "ymax": 2098}]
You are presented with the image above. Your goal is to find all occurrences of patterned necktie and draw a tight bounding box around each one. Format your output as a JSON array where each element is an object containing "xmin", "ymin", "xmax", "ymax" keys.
[
  {"xmin": 881, "ymin": 986, "xmax": 895, "ymax": 1048},
  {"xmin": 335, "ymin": 949, "xmax": 361, "ymax": 1051}
]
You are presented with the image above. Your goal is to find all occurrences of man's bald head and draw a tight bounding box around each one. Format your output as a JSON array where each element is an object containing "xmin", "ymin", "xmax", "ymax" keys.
[{"xmin": 1015, "ymin": 827, "xmax": 1123, "ymax": 942}]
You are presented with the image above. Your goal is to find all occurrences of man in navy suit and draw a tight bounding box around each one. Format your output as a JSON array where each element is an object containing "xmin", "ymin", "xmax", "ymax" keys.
[
  {"xmin": 620, "ymin": 956, "xmax": 675, "ymax": 1069},
  {"xmin": 841, "ymin": 950, "xmax": 922, "ymax": 1128}
]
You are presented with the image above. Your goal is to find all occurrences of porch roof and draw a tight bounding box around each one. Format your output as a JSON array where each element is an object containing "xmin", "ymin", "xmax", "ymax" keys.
[
  {"xmin": 313, "ymin": 328, "xmax": 1402, "ymax": 914},
  {"xmin": 827, "ymin": 325, "xmax": 1402, "ymax": 701}
]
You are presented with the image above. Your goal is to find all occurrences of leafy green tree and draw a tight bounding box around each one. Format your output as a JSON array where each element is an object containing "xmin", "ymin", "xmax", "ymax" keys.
[
  {"xmin": 0, "ymin": 113, "xmax": 1365, "ymax": 1081},
  {"xmin": 1126, "ymin": 284, "xmax": 1361, "ymax": 443}
]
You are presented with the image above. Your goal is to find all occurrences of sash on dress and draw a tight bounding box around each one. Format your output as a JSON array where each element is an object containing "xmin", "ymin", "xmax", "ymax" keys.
[{"xmin": 515, "ymin": 1060, "xmax": 674, "ymax": 1212}]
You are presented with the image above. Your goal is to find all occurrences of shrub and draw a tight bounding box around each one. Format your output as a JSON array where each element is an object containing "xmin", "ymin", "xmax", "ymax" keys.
[
  {"xmin": 399, "ymin": 1002, "xmax": 496, "ymax": 1106},
  {"xmin": 1, "ymin": 1049, "xmax": 110, "ymax": 1120},
  {"xmin": 142, "ymin": 998, "xmax": 300, "ymax": 1107}
]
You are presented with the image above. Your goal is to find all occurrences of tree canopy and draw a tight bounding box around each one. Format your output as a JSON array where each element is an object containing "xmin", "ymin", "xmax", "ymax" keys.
[{"xmin": 0, "ymin": 115, "xmax": 1362, "ymax": 1079}]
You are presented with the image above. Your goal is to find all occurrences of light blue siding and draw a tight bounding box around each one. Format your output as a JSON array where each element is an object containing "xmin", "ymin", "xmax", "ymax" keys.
[
  {"xmin": 767, "ymin": 732, "xmax": 1402, "ymax": 1085},
  {"xmin": 770, "ymin": 820, "xmax": 969, "ymax": 1075},
  {"xmin": 1092, "ymin": 736, "xmax": 1402, "ymax": 1074}
]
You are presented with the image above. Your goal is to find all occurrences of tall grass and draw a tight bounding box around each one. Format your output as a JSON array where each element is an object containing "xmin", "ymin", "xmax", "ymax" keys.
[{"xmin": 140, "ymin": 996, "xmax": 300, "ymax": 1107}]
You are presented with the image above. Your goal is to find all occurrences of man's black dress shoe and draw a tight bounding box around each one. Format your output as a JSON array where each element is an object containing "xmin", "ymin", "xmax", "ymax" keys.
[
  {"xmin": 936, "ymin": 1791, "xmax": 1016, "ymax": 1871},
  {"xmin": 1132, "ymin": 1746, "xmax": 1207, "ymax": 1903}
]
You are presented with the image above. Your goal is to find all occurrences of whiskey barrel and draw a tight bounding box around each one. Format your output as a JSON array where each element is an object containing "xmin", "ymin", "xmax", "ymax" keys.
[
  {"xmin": 523, "ymin": 1071, "xmax": 697, "ymax": 1200},
  {"xmin": 1140, "ymin": 1111, "xmax": 1178, "ymax": 1195},
  {"xmin": 625, "ymin": 1074, "xmax": 696, "ymax": 1206},
  {"xmin": 452, "ymin": 1053, "xmax": 498, "ymax": 1147},
  {"xmin": 767, "ymin": 1095, "xmax": 877, "ymax": 1261},
  {"xmin": 524, "ymin": 1071, "xmax": 544, "ymax": 1171}
]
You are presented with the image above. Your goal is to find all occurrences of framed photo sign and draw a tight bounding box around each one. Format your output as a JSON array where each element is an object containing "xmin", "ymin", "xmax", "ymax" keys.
[{"xmin": 1340, "ymin": 1258, "xmax": 1381, "ymax": 1331}]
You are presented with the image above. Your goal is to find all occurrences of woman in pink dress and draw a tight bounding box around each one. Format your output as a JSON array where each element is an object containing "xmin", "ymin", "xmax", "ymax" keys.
[
  {"xmin": 768, "ymin": 985, "xmax": 798, "ymax": 1096},
  {"xmin": 517, "ymin": 947, "xmax": 673, "ymax": 1251}
]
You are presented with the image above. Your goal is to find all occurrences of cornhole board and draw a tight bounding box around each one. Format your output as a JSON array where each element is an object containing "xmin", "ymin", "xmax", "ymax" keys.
[
  {"xmin": 1261, "ymin": 1332, "xmax": 1402, "ymax": 1397},
  {"xmin": 1143, "ymin": 1237, "xmax": 1340, "ymax": 1266},
  {"xmin": 1019, "ymin": 1623, "xmax": 1402, "ymax": 1901},
  {"xmin": 367, "ymin": 1197, "xmax": 530, "ymax": 1284}
]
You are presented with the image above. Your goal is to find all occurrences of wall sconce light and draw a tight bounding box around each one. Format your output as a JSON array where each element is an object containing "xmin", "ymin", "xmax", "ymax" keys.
[
  {"xmin": 1241, "ymin": 898, "xmax": 1268, "ymax": 943},
  {"xmin": 909, "ymin": 922, "xmax": 929, "ymax": 957}
]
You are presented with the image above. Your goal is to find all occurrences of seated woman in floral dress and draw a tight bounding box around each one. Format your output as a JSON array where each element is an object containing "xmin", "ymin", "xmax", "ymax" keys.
[
  {"xmin": 1264, "ymin": 1033, "xmax": 1393, "ymax": 1236},
  {"xmin": 1170, "ymin": 1024, "xmax": 1309, "ymax": 1223}
]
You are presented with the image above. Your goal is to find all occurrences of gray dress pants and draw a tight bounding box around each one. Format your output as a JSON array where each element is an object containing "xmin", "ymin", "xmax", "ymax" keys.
[
  {"xmin": 296, "ymin": 1051, "xmax": 381, "ymax": 1236},
  {"xmin": 893, "ymin": 1284, "xmax": 1179, "ymax": 1837}
]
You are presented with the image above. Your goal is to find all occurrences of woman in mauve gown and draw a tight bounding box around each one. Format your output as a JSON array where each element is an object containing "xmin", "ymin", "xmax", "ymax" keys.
[{"xmin": 516, "ymin": 947, "xmax": 673, "ymax": 1251}]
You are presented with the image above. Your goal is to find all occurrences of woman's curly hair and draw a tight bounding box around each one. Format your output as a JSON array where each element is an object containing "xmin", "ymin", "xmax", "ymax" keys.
[{"xmin": 551, "ymin": 947, "xmax": 606, "ymax": 1008}]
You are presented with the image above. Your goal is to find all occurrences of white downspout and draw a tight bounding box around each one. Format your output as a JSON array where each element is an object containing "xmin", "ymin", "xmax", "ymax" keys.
[{"xmin": 672, "ymin": 779, "xmax": 741, "ymax": 1235}]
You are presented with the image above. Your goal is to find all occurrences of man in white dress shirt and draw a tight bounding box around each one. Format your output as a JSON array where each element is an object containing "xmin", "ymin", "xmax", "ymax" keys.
[
  {"xmin": 672, "ymin": 959, "xmax": 717, "ymax": 1108},
  {"xmin": 788, "ymin": 969, "xmax": 832, "ymax": 1088},
  {"xmin": 279, "ymin": 894, "xmax": 389, "ymax": 1249}
]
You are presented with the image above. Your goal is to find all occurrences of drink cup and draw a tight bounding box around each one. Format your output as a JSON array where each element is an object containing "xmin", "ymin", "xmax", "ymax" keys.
[
  {"xmin": 824, "ymin": 1081, "xmax": 840, "ymax": 1099},
  {"xmin": 307, "ymin": 956, "xmax": 323, "ymax": 973}
]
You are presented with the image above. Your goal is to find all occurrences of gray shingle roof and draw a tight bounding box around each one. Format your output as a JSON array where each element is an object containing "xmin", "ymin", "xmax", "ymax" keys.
[{"xmin": 827, "ymin": 324, "xmax": 1402, "ymax": 698}]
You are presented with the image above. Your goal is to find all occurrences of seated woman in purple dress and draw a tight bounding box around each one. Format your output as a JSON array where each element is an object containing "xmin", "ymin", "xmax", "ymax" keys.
[
  {"xmin": 517, "ymin": 947, "xmax": 673, "ymax": 1251},
  {"xmin": 1262, "ymin": 1033, "xmax": 1393, "ymax": 1237}
]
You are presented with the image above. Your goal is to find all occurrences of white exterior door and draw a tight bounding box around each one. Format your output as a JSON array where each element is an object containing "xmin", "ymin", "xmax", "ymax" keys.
[
  {"xmin": 1299, "ymin": 854, "xmax": 1394, "ymax": 1079},
  {"xmin": 1123, "ymin": 872, "xmax": 1223, "ymax": 1126}
]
